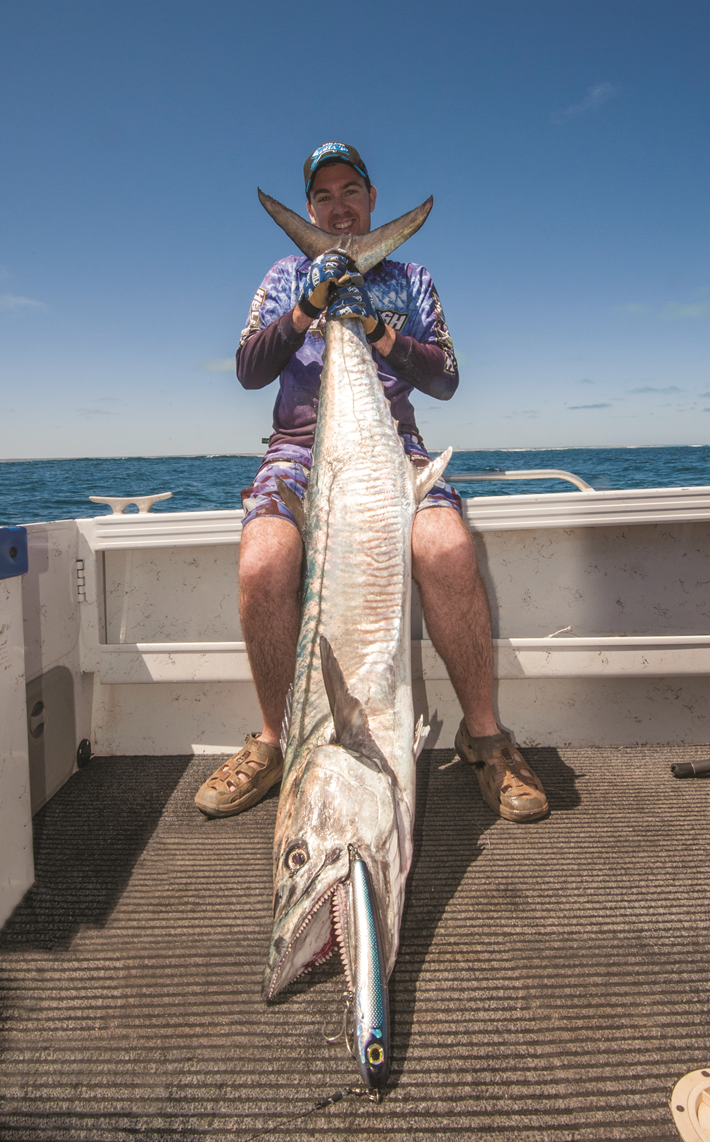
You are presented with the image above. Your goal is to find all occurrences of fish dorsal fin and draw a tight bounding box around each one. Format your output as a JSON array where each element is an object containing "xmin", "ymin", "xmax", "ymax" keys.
[
  {"xmin": 319, "ymin": 635, "xmax": 377, "ymax": 755},
  {"xmin": 274, "ymin": 476, "xmax": 306, "ymax": 538},
  {"xmin": 280, "ymin": 683, "xmax": 293, "ymax": 757},
  {"xmin": 411, "ymin": 446, "xmax": 453, "ymax": 504},
  {"xmin": 413, "ymin": 714, "xmax": 430, "ymax": 760},
  {"xmin": 258, "ymin": 189, "xmax": 433, "ymax": 274}
]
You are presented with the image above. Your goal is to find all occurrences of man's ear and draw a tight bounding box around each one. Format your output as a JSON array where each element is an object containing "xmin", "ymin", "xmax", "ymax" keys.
[
  {"xmin": 306, "ymin": 198, "xmax": 316, "ymax": 224},
  {"xmin": 369, "ymin": 185, "xmax": 377, "ymax": 214}
]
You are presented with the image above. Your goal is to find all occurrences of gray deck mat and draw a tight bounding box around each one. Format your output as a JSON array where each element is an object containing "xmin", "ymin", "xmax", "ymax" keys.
[{"xmin": 1, "ymin": 746, "xmax": 709, "ymax": 1142}]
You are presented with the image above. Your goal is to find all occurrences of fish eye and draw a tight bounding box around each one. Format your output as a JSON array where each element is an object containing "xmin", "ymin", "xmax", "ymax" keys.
[
  {"xmin": 285, "ymin": 843, "xmax": 309, "ymax": 871},
  {"xmin": 366, "ymin": 1044, "xmax": 384, "ymax": 1066}
]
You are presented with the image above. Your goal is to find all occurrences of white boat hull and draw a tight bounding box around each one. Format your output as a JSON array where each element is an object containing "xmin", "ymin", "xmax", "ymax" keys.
[{"xmin": 16, "ymin": 484, "xmax": 710, "ymax": 767}]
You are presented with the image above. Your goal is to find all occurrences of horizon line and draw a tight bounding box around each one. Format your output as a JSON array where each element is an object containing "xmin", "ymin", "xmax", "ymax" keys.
[{"xmin": 2, "ymin": 443, "xmax": 709, "ymax": 462}]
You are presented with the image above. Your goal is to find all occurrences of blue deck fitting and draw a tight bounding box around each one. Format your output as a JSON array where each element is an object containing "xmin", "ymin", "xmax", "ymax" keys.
[{"xmin": 0, "ymin": 526, "xmax": 28, "ymax": 580}]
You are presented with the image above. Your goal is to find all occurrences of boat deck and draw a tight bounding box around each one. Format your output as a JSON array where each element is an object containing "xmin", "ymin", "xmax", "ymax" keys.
[{"xmin": 1, "ymin": 745, "xmax": 709, "ymax": 1142}]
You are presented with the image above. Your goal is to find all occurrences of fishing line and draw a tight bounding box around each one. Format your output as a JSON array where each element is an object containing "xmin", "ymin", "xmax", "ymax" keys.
[{"xmin": 240, "ymin": 1083, "xmax": 378, "ymax": 1141}]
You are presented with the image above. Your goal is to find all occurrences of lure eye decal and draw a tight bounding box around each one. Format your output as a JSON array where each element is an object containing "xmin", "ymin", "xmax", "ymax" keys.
[
  {"xmin": 366, "ymin": 1043, "xmax": 384, "ymax": 1066},
  {"xmin": 285, "ymin": 843, "xmax": 309, "ymax": 871}
]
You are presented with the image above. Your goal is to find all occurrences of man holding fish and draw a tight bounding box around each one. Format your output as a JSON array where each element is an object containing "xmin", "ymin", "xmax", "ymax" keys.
[{"xmin": 195, "ymin": 142, "xmax": 549, "ymax": 827}]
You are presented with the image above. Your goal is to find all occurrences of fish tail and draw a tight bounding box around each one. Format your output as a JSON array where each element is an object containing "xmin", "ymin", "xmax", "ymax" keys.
[{"xmin": 258, "ymin": 189, "xmax": 433, "ymax": 274}]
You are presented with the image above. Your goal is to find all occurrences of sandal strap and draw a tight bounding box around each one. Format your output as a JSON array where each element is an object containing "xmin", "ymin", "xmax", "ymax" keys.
[
  {"xmin": 455, "ymin": 719, "xmax": 549, "ymax": 822},
  {"xmin": 457, "ymin": 724, "xmax": 516, "ymax": 764},
  {"xmin": 209, "ymin": 734, "xmax": 281, "ymax": 789}
]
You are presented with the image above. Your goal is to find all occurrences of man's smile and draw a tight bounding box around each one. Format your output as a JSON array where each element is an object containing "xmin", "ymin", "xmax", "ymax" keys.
[{"xmin": 306, "ymin": 162, "xmax": 377, "ymax": 237}]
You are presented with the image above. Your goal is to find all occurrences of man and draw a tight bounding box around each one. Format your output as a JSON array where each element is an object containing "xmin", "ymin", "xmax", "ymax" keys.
[{"xmin": 194, "ymin": 142, "xmax": 548, "ymax": 824}]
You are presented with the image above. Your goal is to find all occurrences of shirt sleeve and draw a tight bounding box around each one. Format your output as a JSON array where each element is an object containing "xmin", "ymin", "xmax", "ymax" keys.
[
  {"xmin": 236, "ymin": 259, "xmax": 307, "ymax": 390},
  {"xmin": 384, "ymin": 333, "xmax": 457, "ymax": 401},
  {"xmin": 384, "ymin": 265, "xmax": 459, "ymax": 400}
]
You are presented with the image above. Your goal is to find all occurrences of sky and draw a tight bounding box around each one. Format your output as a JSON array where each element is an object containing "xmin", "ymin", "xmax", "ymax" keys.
[{"xmin": 1, "ymin": 0, "xmax": 709, "ymax": 458}]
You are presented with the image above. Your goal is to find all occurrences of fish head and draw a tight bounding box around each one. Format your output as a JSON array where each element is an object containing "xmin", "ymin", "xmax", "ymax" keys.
[{"xmin": 263, "ymin": 739, "xmax": 400, "ymax": 1001}]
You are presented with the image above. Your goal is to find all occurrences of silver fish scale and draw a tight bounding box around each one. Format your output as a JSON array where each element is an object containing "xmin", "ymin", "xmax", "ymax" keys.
[
  {"xmin": 266, "ymin": 311, "xmax": 433, "ymax": 997},
  {"xmin": 285, "ymin": 317, "xmax": 417, "ymax": 769}
]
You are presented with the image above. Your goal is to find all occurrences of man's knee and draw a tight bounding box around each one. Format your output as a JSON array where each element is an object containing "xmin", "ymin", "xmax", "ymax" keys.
[
  {"xmin": 239, "ymin": 517, "xmax": 303, "ymax": 599},
  {"xmin": 412, "ymin": 507, "xmax": 476, "ymax": 583}
]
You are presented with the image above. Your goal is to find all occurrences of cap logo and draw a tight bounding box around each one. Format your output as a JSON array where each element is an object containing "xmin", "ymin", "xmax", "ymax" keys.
[{"xmin": 309, "ymin": 142, "xmax": 350, "ymax": 171}]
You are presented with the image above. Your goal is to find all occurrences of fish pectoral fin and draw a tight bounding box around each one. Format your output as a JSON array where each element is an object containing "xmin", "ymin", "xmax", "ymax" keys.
[
  {"xmin": 319, "ymin": 636, "xmax": 378, "ymax": 757},
  {"xmin": 411, "ymin": 446, "xmax": 453, "ymax": 504},
  {"xmin": 413, "ymin": 715, "xmax": 430, "ymax": 760},
  {"xmin": 280, "ymin": 683, "xmax": 293, "ymax": 756},
  {"xmin": 274, "ymin": 476, "xmax": 306, "ymax": 538}
]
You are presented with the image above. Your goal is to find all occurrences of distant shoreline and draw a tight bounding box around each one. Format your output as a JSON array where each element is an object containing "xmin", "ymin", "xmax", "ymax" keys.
[
  {"xmin": 2, "ymin": 444, "xmax": 708, "ymax": 462},
  {"xmin": 0, "ymin": 454, "xmax": 267, "ymax": 463}
]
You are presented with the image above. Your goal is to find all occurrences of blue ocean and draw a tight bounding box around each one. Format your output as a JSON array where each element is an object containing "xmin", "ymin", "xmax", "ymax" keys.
[{"xmin": 1, "ymin": 447, "xmax": 709, "ymax": 527}]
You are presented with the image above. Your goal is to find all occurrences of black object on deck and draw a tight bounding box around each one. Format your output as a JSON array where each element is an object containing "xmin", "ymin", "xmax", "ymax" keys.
[
  {"xmin": 1, "ymin": 746, "xmax": 709, "ymax": 1141},
  {"xmin": 671, "ymin": 757, "xmax": 710, "ymax": 777}
]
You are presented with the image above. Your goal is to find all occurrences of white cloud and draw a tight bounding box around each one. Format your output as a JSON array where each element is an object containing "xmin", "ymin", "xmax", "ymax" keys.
[
  {"xmin": 0, "ymin": 293, "xmax": 46, "ymax": 312},
  {"xmin": 503, "ymin": 408, "xmax": 540, "ymax": 419},
  {"xmin": 568, "ymin": 403, "xmax": 612, "ymax": 410},
  {"xmin": 659, "ymin": 301, "xmax": 710, "ymax": 320},
  {"xmin": 199, "ymin": 357, "xmax": 235, "ymax": 373},
  {"xmin": 616, "ymin": 303, "xmax": 648, "ymax": 315},
  {"xmin": 75, "ymin": 407, "xmax": 112, "ymax": 416},
  {"xmin": 629, "ymin": 385, "xmax": 682, "ymax": 394},
  {"xmin": 552, "ymin": 83, "xmax": 618, "ymax": 125}
]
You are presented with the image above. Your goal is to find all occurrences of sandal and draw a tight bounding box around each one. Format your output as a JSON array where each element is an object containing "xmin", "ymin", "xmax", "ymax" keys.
[
  {"xmin": 194, "ymin": 733, "xmax": 283, "ymax": 818},
  {"xmin": 455, "ymin": 720, "xmax": 549, "ymax": 823}
]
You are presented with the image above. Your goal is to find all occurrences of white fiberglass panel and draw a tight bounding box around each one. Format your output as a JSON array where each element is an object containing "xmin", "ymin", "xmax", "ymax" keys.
[
  {"xmin": 103, "ymin": 545, "xmax": 240, "ymax": 644},
  {"xmin": 0, "ymin": 577, "xmax": 34, "ymax": 923},
  {"xmin": 473, "ymin": 521, "xmax": 710, "ymax": 639}
]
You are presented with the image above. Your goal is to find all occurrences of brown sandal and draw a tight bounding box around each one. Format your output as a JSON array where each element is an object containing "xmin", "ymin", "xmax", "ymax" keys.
[
  {"xmin": 194, "ymin": 734, "xmax": 283, "ymax": 818},
  {"xmin": 455, "ymin": 720, "xmax": 549, "ymax": 823}
]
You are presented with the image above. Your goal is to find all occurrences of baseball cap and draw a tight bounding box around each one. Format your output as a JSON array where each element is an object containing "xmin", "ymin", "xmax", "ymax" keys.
[{"xmin": 303, "ymin": 142, "xmax": 371, "ymax": 196}]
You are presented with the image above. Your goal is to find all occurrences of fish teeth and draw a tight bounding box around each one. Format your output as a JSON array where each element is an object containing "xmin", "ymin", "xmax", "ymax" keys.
[
  {"xmin": 293, "ymin": 883, "xmax": 332, "ymax": 942},
  {"xmin": 269, "ymin": 883, "xmax": 340, "ymax": 997},
  {"xmin": 331, "ymin": 884, "xmax": 354, "ymax": 990},
  {"xmin": 311, "ymin": 945, "xmax": 336, "ymax": 968}
]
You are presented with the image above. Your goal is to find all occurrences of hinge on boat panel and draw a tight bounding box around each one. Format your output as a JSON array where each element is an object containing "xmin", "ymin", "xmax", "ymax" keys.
[{"xmin": 75, "ymin": 559, "xmax": 86, "ymax": 601}]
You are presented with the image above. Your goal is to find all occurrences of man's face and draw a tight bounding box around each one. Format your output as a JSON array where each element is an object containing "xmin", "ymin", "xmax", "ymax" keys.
[{"xmin": 307, "ymin": 163, "xmax": 377, "ymax": 236}]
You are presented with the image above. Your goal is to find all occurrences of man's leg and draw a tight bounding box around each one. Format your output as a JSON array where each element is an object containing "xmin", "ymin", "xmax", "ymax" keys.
[
  {"xmin": 412, "ymin": 506, "xmax": 548, "ymax": 821},
  {"xmin": 194, "ymin": 516, "xmax": 302, "ymax": 816},
  {"xmin": 238, "ymin": 516, "xmax": 303, "ymax": 745},
  {"xmin": 412, "ymin": 507, "xmax": 498, "ymax": 736}
]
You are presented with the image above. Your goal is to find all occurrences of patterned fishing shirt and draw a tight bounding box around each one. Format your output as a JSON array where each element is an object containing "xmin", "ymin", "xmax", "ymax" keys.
[{"xmin": 236, "ymin": 255, "xmax": 459, "ymax": 451}]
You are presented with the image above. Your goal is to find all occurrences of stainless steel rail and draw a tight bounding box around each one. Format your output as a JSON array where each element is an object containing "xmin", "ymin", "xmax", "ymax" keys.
[{"xmin": 447, "ymin": 468, "xmax": 593, "ymax": 492}]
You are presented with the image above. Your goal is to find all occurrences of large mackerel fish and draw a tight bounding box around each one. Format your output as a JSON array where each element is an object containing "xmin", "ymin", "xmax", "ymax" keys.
[{"xmin": 258, "ymin": 189, "xmax": 451, "ymax": 1089}]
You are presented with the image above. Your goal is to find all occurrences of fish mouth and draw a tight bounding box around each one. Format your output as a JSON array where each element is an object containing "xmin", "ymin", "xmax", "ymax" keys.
[
  {"xmin": 263, "ymin": 855, "xmax": 374, "ymax": 1002},
  {"xmin": 263, "ymin": 879, "xmax": 343, "ymax": 1001}
]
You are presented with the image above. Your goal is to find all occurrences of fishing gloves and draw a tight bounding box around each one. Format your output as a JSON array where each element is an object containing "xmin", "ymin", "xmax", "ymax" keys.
[
  {"xmin": 299, "ymin": 251, "xmax": 387, "ymax": 344},
  {"xmin": 329, "ymin": 275, "xmax": 387, "ymax": 344},
  {"xmin": 298, "ymin": 249, "xmax": 356, "ymax": 319}
]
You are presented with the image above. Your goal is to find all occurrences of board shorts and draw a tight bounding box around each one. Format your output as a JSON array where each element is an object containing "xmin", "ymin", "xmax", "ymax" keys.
[{"xmin": 240, "ymin": 434, "xmax": 463, "ymax": 529}]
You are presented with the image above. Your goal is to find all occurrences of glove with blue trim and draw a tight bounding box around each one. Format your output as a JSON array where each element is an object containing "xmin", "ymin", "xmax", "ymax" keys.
[
  {"xmin": 298, "ymin": 249, "xmax": 356, "ymax": 319},
  {"xmin": 329, "ymin": 275, "xmax": 387, "ymax": 344}
]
